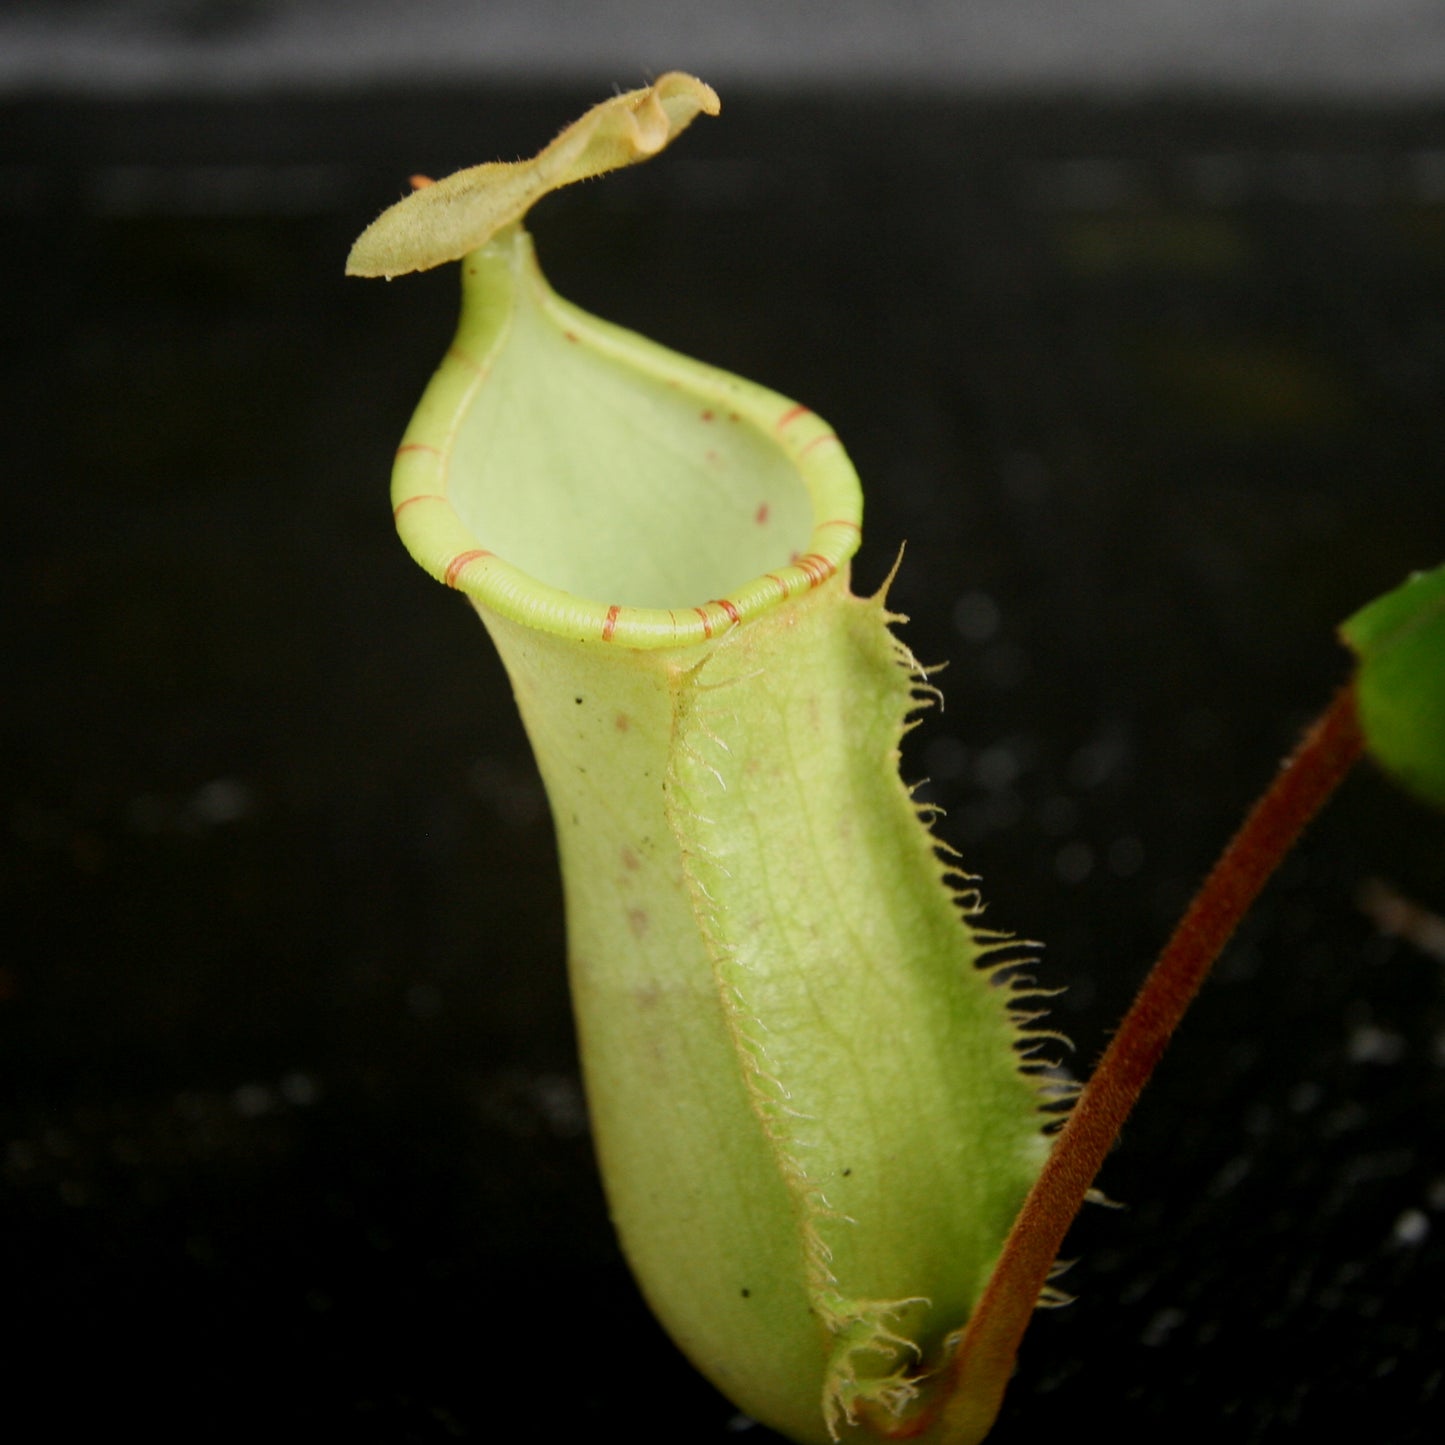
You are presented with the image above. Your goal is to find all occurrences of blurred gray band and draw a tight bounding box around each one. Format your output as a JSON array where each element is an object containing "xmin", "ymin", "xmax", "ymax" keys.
[{"xmin": 4, "ymin": 0, "xmax": 1445, "ymax": 98}]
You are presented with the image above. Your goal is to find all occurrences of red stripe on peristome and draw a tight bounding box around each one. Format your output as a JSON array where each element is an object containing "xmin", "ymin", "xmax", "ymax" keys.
[
  {"xmin": 797, "ymin": 554, "xmax": 837, "ymax": 588},
  {"xmin": 798, "ymin": 432, "xmax": 838, "ymax": 459},
  {"xmin": 766, "ymin": 573, "xmax": 792, "ymax": 599},
  {"xmin": 824, "ymin": 518, "xmax": 862, "ymax": 534},
  {"xmin": 694, "ymin": 607, "xmax": 714, "ymax": 639},
  {"xmin": 395, "ymin": 443, "xmax": 441, "ymax": 457},
  {"xmin": 392, "ymin": 493, "xmax": 445, "ymax": 520},
  {"xmin": 602, "ymin": 604, "xmax": 621, "ymax": 641},
  {"xmin": 775, "ymin": 404, "xmax": 809, "ymax": 431},
  {"xmin": 714, "ymin": 598, "xmax": 741, "ymax": 627},
  {"xmin": 444, "ymin": 550, "xmax": 491, "ymax": 587}
]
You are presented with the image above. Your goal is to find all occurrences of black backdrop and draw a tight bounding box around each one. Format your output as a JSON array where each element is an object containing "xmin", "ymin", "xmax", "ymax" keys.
[{"xmin": 4, "ymin": 85, "xmax": 1445, "ymax": 1441}]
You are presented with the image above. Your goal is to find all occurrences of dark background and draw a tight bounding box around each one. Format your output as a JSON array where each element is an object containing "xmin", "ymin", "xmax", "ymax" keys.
[{"xmin": 5, "ymin": 58, "xmax": 1445, "ymax": 1445}]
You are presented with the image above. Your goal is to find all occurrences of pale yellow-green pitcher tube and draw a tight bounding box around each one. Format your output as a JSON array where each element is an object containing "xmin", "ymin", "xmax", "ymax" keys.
[{"xmin": 352, "ymin": 76, "xmax": 1055, "ymax": 1445}]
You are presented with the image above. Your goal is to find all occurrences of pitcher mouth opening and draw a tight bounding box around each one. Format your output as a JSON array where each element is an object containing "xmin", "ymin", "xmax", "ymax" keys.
[{"xmin": 389, "ymin": 229, "xmax": 863, "ymax": 649}]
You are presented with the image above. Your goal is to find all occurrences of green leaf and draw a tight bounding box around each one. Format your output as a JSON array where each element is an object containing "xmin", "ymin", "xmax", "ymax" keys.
[{"xmin": 1340, "ymin": 562, "xmax": 1445, "ymax": 810}]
